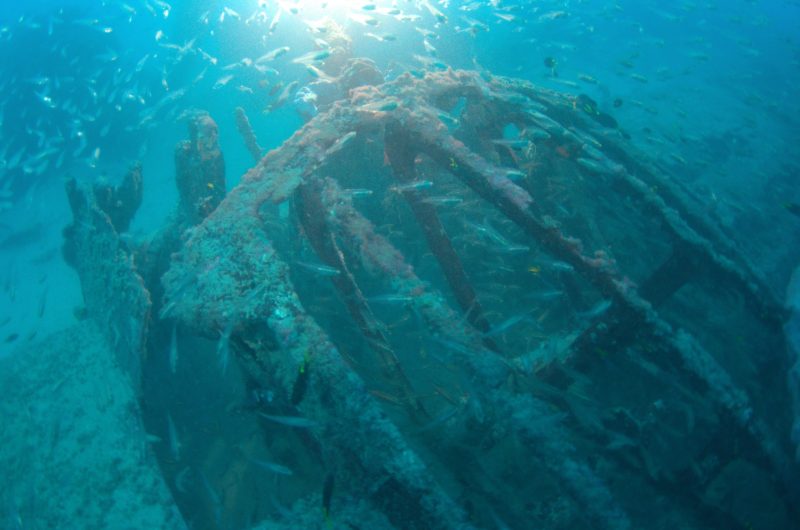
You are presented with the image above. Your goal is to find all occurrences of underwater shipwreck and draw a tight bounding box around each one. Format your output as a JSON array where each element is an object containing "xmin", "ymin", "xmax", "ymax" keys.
[{"xmin": 2, "ymin": 66, "xmax": 799, "ymax": 530}]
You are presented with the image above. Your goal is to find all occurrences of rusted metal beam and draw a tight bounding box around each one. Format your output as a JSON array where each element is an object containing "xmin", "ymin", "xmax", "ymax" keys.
[
  {"xmin": 174, "ymin": 112, "xmax": 226, "ymax": 225},
  {"xmin": 63, "ymin": 175, "xmax": 151, "ymax": 390},
  {"xmin": 384, "ymin": 123, "xmax": 494, "ymax": 340},
  {"xmin": 295, "ymin": 178, "xmax": 427, "ymax": 419},
  {"xmin": 234, "ymin": 106, "xmax": 263, "ymax": 163}
]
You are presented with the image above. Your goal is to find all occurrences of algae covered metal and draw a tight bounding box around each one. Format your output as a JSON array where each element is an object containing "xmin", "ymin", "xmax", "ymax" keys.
[{"xmin": 60, "ymin": 69, "xmax": 799, "ymax": 530}]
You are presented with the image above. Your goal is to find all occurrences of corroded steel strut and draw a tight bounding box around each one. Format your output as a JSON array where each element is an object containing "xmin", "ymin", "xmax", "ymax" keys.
[
  {"xmin": 384, "ymin": 122, "xmax": 495, "ymax": 339},
  {"xmin": 295, "ymin": 179, "xmax": 427, "ymax": 419}
]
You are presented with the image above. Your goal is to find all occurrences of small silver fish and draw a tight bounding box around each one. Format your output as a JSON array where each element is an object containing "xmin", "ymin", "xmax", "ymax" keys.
[
  {"xmin": 343, "ymin": 188, "xmax": 374, "ymax": 198},
  {"xmin": 368, "ymin": 294, "xmax": 413, "ymax": 304},
  {"xmin": 525, "ymin": 289, "xmax": 564, "ymax": 301},
  {"xmin": 505, "ymin": 169, "xmax": 526, "ymax": 181},
  {"xmin": 494, "ymin": 244, "xmax": 529, "ymax": 254},
  {"xmin": 359, "ymin": 99, "xmax": 400, "ymax": 113},
  {"xmin": 223, "ymin": 6, "xmax": 241, "ymax": 19},
  {"xmin": 577, "ymin": 299, "xmax": 612, "ymax": 320},
  {"xmin": 250, "ymin": 457, "xmax": 293, "ymax": 476},
  {"xmin": 292, "ymin": 49, "xmax": 331, "ymax": 64},
  {"xmin": 256, "ymin": 46, "xmax": 290, "ymax": 64},
  {"xmin": 416, "ymin": 405, "xmax": 462, "ymax": 433},
  {"xmin": 259, "ymin": 412, "xmax": 318, "ymax": 428},
  {"xmin": 265, "ymin": 80, "xmax": 298, "ymax": 113},
  {"xmin": 295, "ymin": 261, "xmax": 340, "ymax": 277},
  {"xmin": 420, "ymin": 196, "xmax": 463, "ymax": 206},
  {"xmin": 437, "ymin": 112, "xmax": 459, "ymax": 128},
  {"xmin": 212, "ymin": 74, "xmax": 234, "ymax": 90},
  {"xmin": 200, "ymin": 471, "xmax": 222, "ymax": 527},
  {"xmin": 491, "ymin": 138, "xmax": 530, "ymax": 149},
  {"xmin": 466, "ymin": 220, "xmax": 511, "ymax": 247},
  {"xmin": 390, "ymin": 180, "xmax": 433, "ymax": 193},
  {"xmin": 167, "ymin": 413, "xmax": 181, "ymax": 461},
  {"xmin": 325, "ymin": 131, "xmax": 357, "ymax": 157},
  {"xmin": 169, "ymin": 323, "xmax": 178, "ymax": 373},
  {"xmin": 482, "ymin": 311, "xmax": 534, "ymax": 338},
  {"xmin": 217, "ymin": 321, "xmax": 234, "ymax": 375},
  {"xmin": 546, "ymin": 260, "xmax": 575, "ymax": 273}
]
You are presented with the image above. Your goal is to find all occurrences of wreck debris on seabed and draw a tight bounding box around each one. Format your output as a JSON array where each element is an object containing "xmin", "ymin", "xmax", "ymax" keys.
[{"xmin": 55, "ymin": 68, "xmax": 799, "ymax": 530}]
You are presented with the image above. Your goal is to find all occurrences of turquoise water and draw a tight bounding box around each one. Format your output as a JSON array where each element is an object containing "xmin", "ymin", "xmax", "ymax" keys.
[{"xmin": 1, "ymin": 1, "xmax": 799, "ymax": 529}]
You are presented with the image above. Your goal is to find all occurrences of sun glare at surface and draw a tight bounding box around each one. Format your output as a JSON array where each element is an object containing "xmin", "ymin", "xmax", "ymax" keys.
[{"xmin": 264, "ymin": 0, "xmax": 387, "ymax": 17}]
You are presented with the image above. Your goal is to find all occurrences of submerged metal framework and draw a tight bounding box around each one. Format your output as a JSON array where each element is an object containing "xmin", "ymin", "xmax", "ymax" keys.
[{"xmin": 67, "ymin": 69, "xmax": 798, "ymax": 529}]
